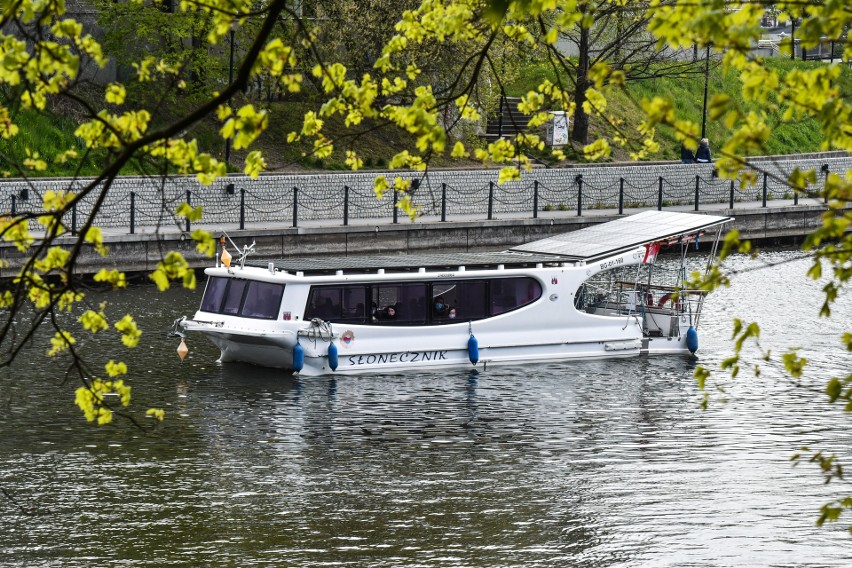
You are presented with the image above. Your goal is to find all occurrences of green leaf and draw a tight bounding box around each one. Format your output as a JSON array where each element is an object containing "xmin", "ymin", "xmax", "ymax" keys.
[{"xmin": 826, "ymin": 378, "xmax": 842, "ymax": 403}]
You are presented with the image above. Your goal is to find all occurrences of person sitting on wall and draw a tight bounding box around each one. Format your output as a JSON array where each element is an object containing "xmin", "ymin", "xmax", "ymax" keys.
[
  {"xmin": 695, "ymin": 138, "xmax": 712, "ymax": 163},
  {"xmin": 680, "ymin": 143, "xmax": 695, "ymax": 164}
]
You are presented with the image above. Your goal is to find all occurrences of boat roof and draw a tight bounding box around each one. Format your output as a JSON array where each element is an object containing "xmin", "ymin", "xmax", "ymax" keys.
[
  {"xmin": 245, "ymin": 211, "xmax": 732, "ymax": 274},
  {"xmin": 248, "ymin": 251, "xmax": 574, "ymax": 274},
  {"xmin": 510, "ymin": 210, "xmax": 732, "ymax": 262}
]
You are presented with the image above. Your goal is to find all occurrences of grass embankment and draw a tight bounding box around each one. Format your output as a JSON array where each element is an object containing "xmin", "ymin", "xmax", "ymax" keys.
[
  {"xmin": 505, "ymin": 58, "xmax": 849, "ymax": 162},
  {"xmin": 2, "ymin": 58, "xmax": 848, "ymax": 177}
]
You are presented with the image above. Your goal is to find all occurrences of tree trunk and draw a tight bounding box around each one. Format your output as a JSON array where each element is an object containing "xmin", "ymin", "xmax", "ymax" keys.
[{"xmin": 571, "ymin": 25, "xmax": 591, "ymax": 144}]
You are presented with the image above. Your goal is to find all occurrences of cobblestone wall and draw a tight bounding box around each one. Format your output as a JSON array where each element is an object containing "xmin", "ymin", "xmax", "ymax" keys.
[{"xmin": 2, "ymin": 154, "xmax": 848, "ymax": 232}]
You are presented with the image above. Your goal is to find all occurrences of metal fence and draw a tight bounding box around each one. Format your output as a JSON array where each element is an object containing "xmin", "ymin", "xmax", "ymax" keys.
[{"xmin": 1, "ymin": 156, "xmax": 847, "ymax": 234}]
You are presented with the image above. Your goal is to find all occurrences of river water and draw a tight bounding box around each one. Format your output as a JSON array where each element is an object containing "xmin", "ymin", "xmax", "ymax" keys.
[{"xmin": 1, "ymin": 250, "xmax": 850, "ymax": 566}]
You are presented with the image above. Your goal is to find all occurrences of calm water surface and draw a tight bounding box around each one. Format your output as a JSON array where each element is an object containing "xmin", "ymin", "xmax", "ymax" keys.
[{"xmin": 1, "ymin": 250, "xmax": 850, "ymax": 566}]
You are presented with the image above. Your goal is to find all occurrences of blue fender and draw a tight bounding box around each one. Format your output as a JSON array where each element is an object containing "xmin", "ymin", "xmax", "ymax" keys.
[
  {"xmin": 468, "ymin": 334, "xmax": 479, "ymax": 366},
  {"xmin": 686, "ymin": 326, "xmax": 699, "ymax": 354},
  {"xmin": 292, "ymin": 342, "xmax": 305, "ymax": 372},
  {"xmin": 328, "ymin": 342, "xmax": 339, "ymax": 371}
]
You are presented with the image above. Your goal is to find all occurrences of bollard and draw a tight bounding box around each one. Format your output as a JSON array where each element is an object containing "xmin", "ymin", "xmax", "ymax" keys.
[
  {"xmin": 239, "ymin": 188, "xmax": 245, "ymax": 230},
  {"xmin": 762, "ymin": 173, "xmax": 767, "ymax": 207},
  {"xmin": 71, "ymin": 202, "xmax": 77, "ymax": 236},
  {"xmin": 343, "ymin": 185, "xmax": 349, "ymax": 226},
  {"xmin": 694, "ymin": 175, "xmax": 700, "ymax": 211},
  {"xmin": 618, "ymin": 178, "xmax": 624, "ymax": 215},
  {"xmin": 487, "ymin": 181, "xmax": 494, "ymax": 220},
  {"xmin": 657, "ymin": 177, "xmax": 663, "ymax": 211},
  {"xmin": 729, "ymin": 181, "xmax": 734, "ymax": 210},
  {"xmin": 533, "ymin": 180, "xmax": 538, "ymax": 219},
  {"xmin": 441, "ymin": 183, "xmax": 447, "ymax": 222},
  {"xmin": 185, "ymin": 190, "xmax": 191, "ymax": 232},
  {"xmin": 293, "ymin": 186, "xmax": 298, "ymax": 228}
]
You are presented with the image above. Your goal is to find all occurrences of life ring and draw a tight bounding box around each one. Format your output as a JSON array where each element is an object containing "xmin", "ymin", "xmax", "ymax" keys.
[{"xmin": 658, "ymin": 293, "xmax": 682, "ymax": 311}]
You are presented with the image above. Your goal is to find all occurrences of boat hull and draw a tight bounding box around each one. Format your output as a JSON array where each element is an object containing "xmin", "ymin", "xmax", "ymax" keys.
[{"xmin": 183, "ymin": 316, "xmax": 673, "ymax": 376}]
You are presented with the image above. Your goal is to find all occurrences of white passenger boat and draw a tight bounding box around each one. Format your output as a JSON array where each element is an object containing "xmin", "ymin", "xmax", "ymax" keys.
[{"xmin": 176, "ymin": 210, "xmax": 732, "ymax": 376}]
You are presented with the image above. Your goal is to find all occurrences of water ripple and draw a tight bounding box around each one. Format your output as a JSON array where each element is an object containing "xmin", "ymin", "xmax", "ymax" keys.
[{"xmin": 1, "ymin": 250, "xmax": 850, "ymax": 566}]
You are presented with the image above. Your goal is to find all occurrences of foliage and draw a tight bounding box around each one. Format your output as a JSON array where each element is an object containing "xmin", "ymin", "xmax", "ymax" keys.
[{"xmin": 0, "ymin": 0, "xmax": 849, "ymax": 534}]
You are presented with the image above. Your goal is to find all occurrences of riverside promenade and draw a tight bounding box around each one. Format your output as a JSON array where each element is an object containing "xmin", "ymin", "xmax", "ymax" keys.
[{"xmin": 1, "ymin": 152, "xmax": 848, "ymax": 275}]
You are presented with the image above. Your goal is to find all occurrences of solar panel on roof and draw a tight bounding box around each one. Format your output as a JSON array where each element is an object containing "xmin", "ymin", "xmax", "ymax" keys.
[
  {"xmin": 245, "ymin": 251, "xmax": 571, "ymax": 273},
  {"xmin": 509, "ymin": 210, "xmax": 732, "ymax": 261}
]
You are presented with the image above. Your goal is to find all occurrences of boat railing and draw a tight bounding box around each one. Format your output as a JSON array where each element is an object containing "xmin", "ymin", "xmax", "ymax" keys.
[{"xmin": 578, "ymin": 280, "xmax": 707, "ymax": 320}]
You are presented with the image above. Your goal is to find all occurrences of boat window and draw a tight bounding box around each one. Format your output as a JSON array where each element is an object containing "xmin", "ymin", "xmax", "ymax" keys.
[
  {"xmin": 221, "ymin": 279, "xmax": 248, "ymax": 315},
  {"xmin": 241, "ymin": 281, "xmax": 284, "ymax": 319},
  {"xmin": 432, "ymin": 281, "xmax": 488, "ymax": 323},
  {"xmin": 340, "ymin": 286, "xmax": 367, "ymax": 323},
  {"xmin": 490, "ymin": 277, "xmax": 542, "ymax": 315},
  {"xmin": 304, "ymin": 278, "xmax": 541, "ymax": 325},
  {"xmin": 306, "ymin": 287, "xmax": 342, "ymax": 320},
  {"xmin": 200, "ymin": 277, "xmax": 228, "ymax": 313},
  {"xmin": 305, "ymin": 285, "xmax": 368, "ymax": 323},
  {"xmin": 372, "ymin": 283, "xmax": 427, "ymax": 325}
]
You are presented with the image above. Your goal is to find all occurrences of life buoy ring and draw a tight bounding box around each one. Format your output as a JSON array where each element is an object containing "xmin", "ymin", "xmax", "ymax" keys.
[{"xmin": 658, "ymin": 293, "xmax": 682, "ymax": 311}]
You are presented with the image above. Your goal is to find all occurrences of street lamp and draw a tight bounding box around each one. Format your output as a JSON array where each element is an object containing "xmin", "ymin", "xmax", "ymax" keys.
[
  {"xmin": 224, "ymin": 24, "xmax": 236, "ymax": 167},
  {"xmin": 700, "ymin": 43, "xmax": 710, "ymax": 139}
]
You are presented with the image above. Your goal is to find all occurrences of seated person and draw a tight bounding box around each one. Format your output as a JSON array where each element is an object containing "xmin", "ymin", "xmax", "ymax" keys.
[
  {"xmin": 380, "ymin": 305, "xmax": 398, "ymax": 319},
  {"xmin": 448, "ymin": 307, "xmax": 457, "ymax": 319},
  {"xmin": 433, "ymin": 296, "xmax": 449, "ymax": 316}
]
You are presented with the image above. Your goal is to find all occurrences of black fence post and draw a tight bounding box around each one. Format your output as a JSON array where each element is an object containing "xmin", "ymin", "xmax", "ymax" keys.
[
  {"xmin": 729, "ymin": 181, "xmax": 734, "ymax": 210},
  {"xmin": 794, "ymin": 188, "xmax": 799, "ymax": 206},
  {"xmin": 393, "ymin": 188, "xmax": 398, "ymax": 224},
  {"xmin": 71, "ymin": 202, "xmax": 77, "ymax": 236},
  {"xmin": 762, "ymin": 173, "xmax": 767, "ymax": 207},
  {"xmin": 618, "ymin": 178, "xmax": 624, "ymax": 215},
  {"xmin": 293, "ymin": 186, "xmax": 298, "ymax": 228},
  {"xmin": 487, "ymin": 181, "xmax": 494, "ymax": 220},
  {"xmin": 11, "ymin": 194, "xmax": 16, "ymax": 216},
  {"xmin": 239, "ymin": 188, "xmax": 245, "ymax": 230},
  {"xmin": 343, "ymin": 185, "xmax": 349, "ymax": 226},
  {"xmin": 130, "ymin": 192, "xmax": 135, "ymax": 234},
  {"xmin": 533, "ymin": 180, "xmax": 539, "ymax": 219},
  {"xmin": 576, "ymin": 174, "xmax": 583, "ymax": 217},
  {"xmin": 185, "ymin": 190, "xmax": 191, "ymax": 232},
  {"xmin": 657, "ymin": 177, "xmax": 663, "ymax": 211},
  {"xmin": 822, "ymin": 164, "xmax": 829, "ymax": 203},
  {"xmin": 694, "ymin": 175, "xmax": 700, "ymax": 211},
  {"xmin": 441, "ymin": 183, "xmax": 447, "ymax": 222}
]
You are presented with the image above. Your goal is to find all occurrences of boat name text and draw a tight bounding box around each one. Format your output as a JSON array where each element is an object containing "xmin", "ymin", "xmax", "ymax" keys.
[{"xmin": 347, "ymin": 351, "xmax": 448, "ymax": 366}]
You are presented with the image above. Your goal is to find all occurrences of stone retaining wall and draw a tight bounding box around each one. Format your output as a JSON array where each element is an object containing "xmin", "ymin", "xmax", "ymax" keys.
[{"xmin": 1, "ymin": 153, "xmax": 848, "ymax": 233}]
